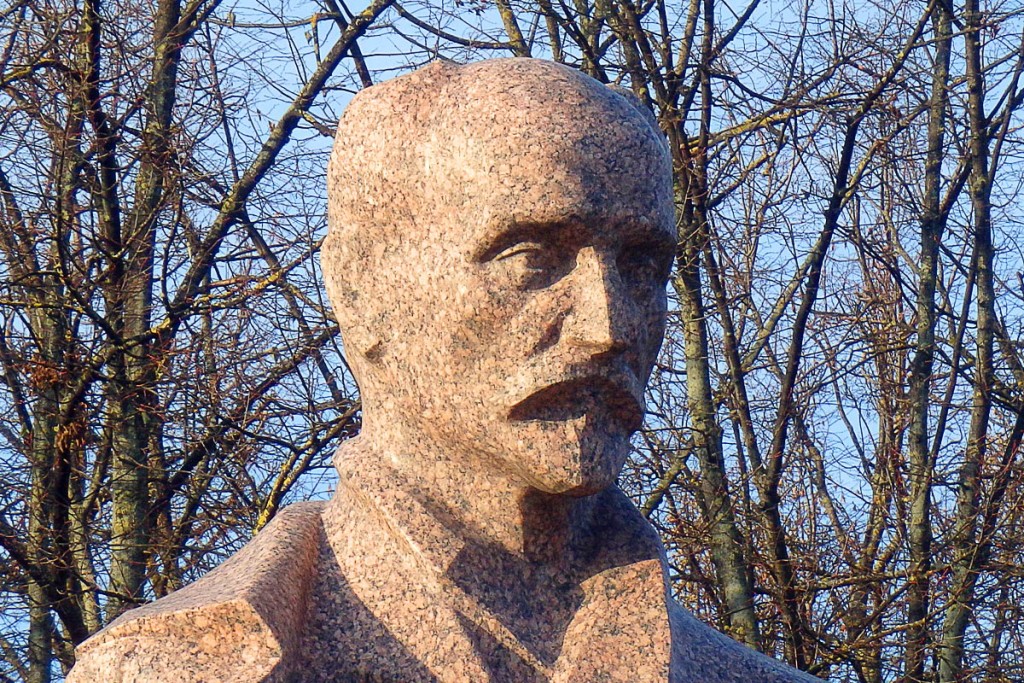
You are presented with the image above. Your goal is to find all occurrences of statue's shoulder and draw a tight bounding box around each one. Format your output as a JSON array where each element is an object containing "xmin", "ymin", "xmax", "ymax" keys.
[
  {"xmin": 668, "ymin": 601, "xmax": 823, "ymax": 682},
  {"xmin": 67, "ymin": 501, "xmax": 326, "ymax": 683},
  {"xmin": 586, "ymin": 491, "xmax": 820, "ymax": 681}
]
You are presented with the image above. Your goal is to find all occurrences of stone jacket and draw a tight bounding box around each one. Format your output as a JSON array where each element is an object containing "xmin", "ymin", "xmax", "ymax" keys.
[{"xmin": 68, "ymin": 474, "xmax": 821, "ymax": 683}]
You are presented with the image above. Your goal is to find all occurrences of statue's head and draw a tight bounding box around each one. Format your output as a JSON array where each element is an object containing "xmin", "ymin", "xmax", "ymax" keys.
[{"xmin": 324, "ymin": 58, "xmax": 675, "ymax": 496}]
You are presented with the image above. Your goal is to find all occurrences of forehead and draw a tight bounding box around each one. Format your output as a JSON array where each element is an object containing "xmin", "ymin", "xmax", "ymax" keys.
[{"xmin": 420, "ymin": 111, "xmax": 675, "ymax": 252}]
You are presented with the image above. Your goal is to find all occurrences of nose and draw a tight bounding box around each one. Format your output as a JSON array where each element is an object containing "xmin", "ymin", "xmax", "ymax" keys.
[{"xmin": 562, "ymin": 247, "xmax": 633, "ymax": 357}]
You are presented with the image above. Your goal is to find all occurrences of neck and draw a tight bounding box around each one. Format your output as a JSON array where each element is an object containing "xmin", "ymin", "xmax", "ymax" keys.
[{"xmin": 339, "ymin": 417, "xmax": 599, "ymax": 569}]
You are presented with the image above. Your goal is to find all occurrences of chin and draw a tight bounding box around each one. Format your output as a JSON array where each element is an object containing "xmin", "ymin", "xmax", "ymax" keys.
[
  {"xmin": 495, "ymin": 410, "xmax": 635, "ymax": 496},
  {"xmin": 523, "ymin": 438, "xmax": 630, "ymax": 497}
]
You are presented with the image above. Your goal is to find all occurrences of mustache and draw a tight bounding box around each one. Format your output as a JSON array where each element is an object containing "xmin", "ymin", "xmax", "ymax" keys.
[{"xmin": 506, "ymin": 362, "xmax": 645, "ymax": 431}]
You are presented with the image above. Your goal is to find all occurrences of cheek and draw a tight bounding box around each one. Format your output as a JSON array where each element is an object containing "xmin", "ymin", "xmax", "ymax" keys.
[
  {"xmin": 639, "ymin": 294, "xmax": 668, "ymax": 366},
  {"xmin": 648, "ymin": 290, "xmax": 668, "ymax": 332},
  {"xmin": 448, "ymin": 281, "xmax": 532, "ymax": 351}
]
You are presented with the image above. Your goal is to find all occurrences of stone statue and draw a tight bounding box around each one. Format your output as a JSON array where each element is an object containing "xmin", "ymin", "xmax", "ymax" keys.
[{"xmin": 68, "ymin": 58, "xmax": 820, "ymax": 683}]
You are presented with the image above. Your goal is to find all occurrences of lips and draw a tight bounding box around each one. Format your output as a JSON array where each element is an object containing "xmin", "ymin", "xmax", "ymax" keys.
[{"xmin": 507, "ymin": 368, "xmax": 645, "ymax": 432}]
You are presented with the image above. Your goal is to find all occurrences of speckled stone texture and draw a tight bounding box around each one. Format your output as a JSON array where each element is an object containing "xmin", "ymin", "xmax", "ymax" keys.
[{"xmin": 68, "ymin": 58, "xmax": 821, "ymax": 682}]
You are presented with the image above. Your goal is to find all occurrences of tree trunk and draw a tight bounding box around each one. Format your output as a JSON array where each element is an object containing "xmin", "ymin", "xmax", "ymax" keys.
[
  {"xmin": 904, "ymin": 3, "xmax": 952, "ymax": 680},
  {"xmin": 937, "ymin": 0, "xmax": 994, "ymax": 678}
]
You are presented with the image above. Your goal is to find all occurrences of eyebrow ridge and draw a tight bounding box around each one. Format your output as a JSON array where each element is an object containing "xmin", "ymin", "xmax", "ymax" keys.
[
  {"xmin": 472, "ymin": 215, "xmax": 676, "ymax": 263},
  {"xmin": 472, "ymin": 219, "xmax": 575, "ymax": 263}
]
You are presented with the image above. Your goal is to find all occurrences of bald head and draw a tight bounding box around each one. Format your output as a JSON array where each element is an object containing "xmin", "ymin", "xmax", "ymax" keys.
[
  {"xmin": 323, "ymin": 58, "xmax": 674, "ymax": 396},
  {"xmin": 326, "ymin": 59, "xmax": 667, "ymax": 231}
]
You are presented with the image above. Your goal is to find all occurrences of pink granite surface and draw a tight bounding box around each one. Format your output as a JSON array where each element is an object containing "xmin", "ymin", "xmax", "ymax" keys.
[
  {"xmin": 67, "ymin": 58, "xmax": 821, "ymax": 682},
  {"xmin": 67, "ymin": 502, "xmax": 324, "ymax": 682}
]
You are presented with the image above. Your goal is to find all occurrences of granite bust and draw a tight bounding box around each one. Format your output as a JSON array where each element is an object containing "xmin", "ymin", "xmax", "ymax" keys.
[{"xmin": 68, "ymin": 58, "xmax": 820, "ymax": 683}]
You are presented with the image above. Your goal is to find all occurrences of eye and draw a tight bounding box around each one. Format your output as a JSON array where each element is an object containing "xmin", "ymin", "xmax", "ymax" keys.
[
  {"xmin": 496, "ymin": 242, "xmax": 548, "ymax": 269},
  {"xmin": 617, "ymin": 243, "xmax": 672, "ymax": 290},
  {"xmin": 493, "ymin": 241, "xmax": 562, "ymax": 288}
]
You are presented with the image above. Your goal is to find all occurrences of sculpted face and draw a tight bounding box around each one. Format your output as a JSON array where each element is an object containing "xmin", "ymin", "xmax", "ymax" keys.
[
  {"xmin": 425, "ymin": 184, "xmax": 674, "ymax": 495},
  {"xmin": 325, "ymin": 59, "xmax": 675, "ymax": 495}
]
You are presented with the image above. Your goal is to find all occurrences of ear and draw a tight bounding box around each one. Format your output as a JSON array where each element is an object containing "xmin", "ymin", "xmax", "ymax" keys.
[
  {"xmin": 323, "ymin": 274, "xmax": 387, "ymax": 366},
  {"xmin": 334, "ymin": 311, "xmax": 388, "ymax": 365},
  {"xmin": 360, "ymin": 335, "xmax": 386, "ymax": 363}
]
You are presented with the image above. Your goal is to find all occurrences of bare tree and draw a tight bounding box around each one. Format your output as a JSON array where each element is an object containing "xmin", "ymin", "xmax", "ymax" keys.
[
  {"xmin": 0, "ymin": 0, "xmax": 391, "ymax": 678},
  {"xmin": 6, "ymin": 0, "xmax": 1024, "ymax": 679}
]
